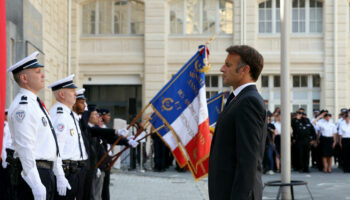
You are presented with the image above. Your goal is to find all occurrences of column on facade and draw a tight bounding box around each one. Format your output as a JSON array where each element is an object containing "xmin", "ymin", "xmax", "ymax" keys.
[{"xmin": 143, "ymin": 0, "xmax": 168, "ymax": 108}]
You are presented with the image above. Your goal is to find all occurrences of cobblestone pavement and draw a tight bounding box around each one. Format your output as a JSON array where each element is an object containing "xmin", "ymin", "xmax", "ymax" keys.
[{"xmin": 109, "ymin": 167, "xmax": 350, "ymax": 200}]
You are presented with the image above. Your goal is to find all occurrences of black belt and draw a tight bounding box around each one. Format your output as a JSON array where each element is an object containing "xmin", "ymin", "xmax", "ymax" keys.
[
  {"xmin": 36, "ymin": 160, "xmax": 53, "ymax": 170},
  {"xmin": 62, "ymin": 160, "xmax": 87, "ymax": 174}
]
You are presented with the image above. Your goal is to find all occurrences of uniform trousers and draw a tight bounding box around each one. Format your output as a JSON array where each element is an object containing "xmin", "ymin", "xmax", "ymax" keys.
[
  {"xmin": 55, "ymin": 170, "xmax": 80, "ymax": 200},
  {"xmin": 17, "ymin": 167, "xmax": 56, "ymax": 200},
  {"xmin": 342, "ymin": 138, "xmax": 350, "ymax": 172},
  {"xmin": 102, "ymin": 170, "xmax": 110, "ymax": 200},
  {"xmin": 0, "ymin": 163, "xmax": 11, "ymax": 200},
  {"xmin": 76, "ymin": 164, "xmax": 88, "ymax": 200},
  {"xmin": 296, "ymin": 139, "xmax": 311, "ymax": 171}
]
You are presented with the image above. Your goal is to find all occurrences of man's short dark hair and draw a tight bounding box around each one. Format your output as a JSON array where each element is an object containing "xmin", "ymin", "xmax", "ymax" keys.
[{"xmin": 226, "ymin": 45, "xmax": 264, "ymax": 81}]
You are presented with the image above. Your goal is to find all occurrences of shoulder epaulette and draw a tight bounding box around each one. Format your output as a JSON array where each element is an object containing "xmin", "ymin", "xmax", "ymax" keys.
[
  {"xmin": 19, "ymin": 95, "xmax": 28, "ymax": 104},
  {"xmin": 57, "ymin": 107, "xmax": 63, "ymax": 114}
]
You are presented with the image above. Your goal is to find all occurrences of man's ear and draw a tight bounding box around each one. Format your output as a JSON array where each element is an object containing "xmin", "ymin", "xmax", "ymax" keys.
[
  {"xmin": 243, "ymin": 65, "xmax": 251, "ymax": 74},
  {"xmin": 58, "ymin": 90, "xmax": 65, "ymax": 99},
  {"xmin": 20, "ymin": 73, "xmax": 28, "ymax": 84}
]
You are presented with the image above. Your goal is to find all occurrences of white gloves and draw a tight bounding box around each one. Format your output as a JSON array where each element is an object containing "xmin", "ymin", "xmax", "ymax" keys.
[
  {"xmin": 96, "ymin": 168, "xmax": 102, "ymax": 178},
  {"xmin": 56, "ymin": 175, "xmax": 71, "ymax": 196},
  {"xmin": 117, "ymin": 128, "xmax": 129, "ymax": 136},
  {"xmin": 21, "ymin": 168, "xmax": 46, "ymax": 200},
  {"xmin": 128, "ymin": 138, "xmax": 139, "ymax": 148}
]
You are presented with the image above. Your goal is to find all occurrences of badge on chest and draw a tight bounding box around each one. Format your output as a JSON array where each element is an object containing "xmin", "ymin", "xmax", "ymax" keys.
[{"xmin": 70, "ymin": 129, "xmax": 75, "ymax": 136}]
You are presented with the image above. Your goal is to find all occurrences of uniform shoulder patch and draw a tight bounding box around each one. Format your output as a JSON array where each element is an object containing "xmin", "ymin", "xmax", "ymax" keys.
[
  {"xmin": 15, "ymin": 110, "xmax": 26, "ymax": 121},
  {"xmin": 57, "ymin": 107, "xmax": 63, "ymax": 114},
  {"xmin": 19, "ymin": 95, "xmax": 28, "ymax": 105}
]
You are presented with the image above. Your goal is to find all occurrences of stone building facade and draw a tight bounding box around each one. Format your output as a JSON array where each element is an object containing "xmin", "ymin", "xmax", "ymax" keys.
[{"xmin": 6, "ymin": 0, "xmax": 350, "ymax": 120}]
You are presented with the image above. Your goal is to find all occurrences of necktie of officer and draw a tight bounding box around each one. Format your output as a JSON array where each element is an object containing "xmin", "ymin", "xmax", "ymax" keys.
[
  {"xmin": 224, "ymin": 92, "xmax": 235, "ymax": 108},
  {"xmin": 70, "ymin": 111, "xmax": 83, "ymax": 159},
  {"xmin": 37, "ymin": 97, "xmax": 60, "ymax": 156}
]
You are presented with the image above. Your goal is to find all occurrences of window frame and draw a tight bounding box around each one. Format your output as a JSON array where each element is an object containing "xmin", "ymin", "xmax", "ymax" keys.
[
  {"xmin": 169, "ymin": 0, "xmax": 233, "ymax": 35},
  {"xmin": 81, "ymin": 0, "xmax": 145, "ymax": 36},
  {"xmin": 258, "ymin": 0, "xmax": 323, "ymax": 35}
]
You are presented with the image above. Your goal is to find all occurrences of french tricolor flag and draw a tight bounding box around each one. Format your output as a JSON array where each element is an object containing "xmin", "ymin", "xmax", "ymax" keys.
[{"xmin": 150, "ymin": 45, "xmax": 211, "ymax": 180}]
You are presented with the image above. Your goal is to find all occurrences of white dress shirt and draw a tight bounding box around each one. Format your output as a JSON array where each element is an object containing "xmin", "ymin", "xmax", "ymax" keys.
[
  {"xmin": 8, "ymin": 88, "xmax": 63, "ymax": 176},
  {"xmin": 339, "ymin": 122, "xmax": 350, "ymax": 138},
  {"xmin": 50, "ymin": 102, "xmax": 88, "ymax": 161},
  {"xmin": 317, "ymin": 120, "xmax": 337, "ymax": 137},
  {"xmin": 233, "ymin": 82, "xmax": 256, "ymax": 97}
]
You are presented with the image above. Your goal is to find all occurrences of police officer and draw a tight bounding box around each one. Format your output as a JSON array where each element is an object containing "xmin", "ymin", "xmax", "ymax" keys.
[
  {"xmin": 7, "ymin": 51, "xmax": 71, "ymax": 200},
  {"xmin": 292, "ymin": 110, "xmax": 316, "ymax": 172},
  {"xmin": 98, "ymin": 108, "xmax": 112, "ymax": 200},
  {"xmin": 48, "ymin": 75, "xmax": 88, "ymax": 200}
]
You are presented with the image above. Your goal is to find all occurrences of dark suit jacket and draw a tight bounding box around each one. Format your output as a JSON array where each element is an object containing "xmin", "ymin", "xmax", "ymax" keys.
[{"xmin": 208, "ymin": 85, "xmax": 267, "ymax": 200}]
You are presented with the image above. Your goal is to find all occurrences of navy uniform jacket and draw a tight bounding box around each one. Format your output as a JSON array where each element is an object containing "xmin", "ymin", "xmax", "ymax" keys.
[{"xmin": 209, "ymin": 85, "xmax": 267, "ymax": 200}]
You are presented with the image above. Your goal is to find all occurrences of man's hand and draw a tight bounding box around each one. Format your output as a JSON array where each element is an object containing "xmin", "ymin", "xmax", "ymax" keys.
[
  {"xmin": 56, "ymin": 175, "xmax": 71, "ymax": 196},
  {"xmin": 32, "ymin": 183, "xmax": 46, "ymax": 200},
  {"xmin": 96, "ymin": 168, "xmax": 102, "ymax": 178},
  {"xmin": 128, "ymin": 139, "xmax": 139, "ymax": 148}
]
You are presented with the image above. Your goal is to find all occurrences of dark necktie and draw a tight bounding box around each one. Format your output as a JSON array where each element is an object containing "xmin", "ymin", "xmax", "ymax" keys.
[
  {"xmin": 224, "ymin": 92, "xmax": 235, "ymax": 108},
  {"xmin": 37, "ymin": 97, "xmax": 60, "ymax": 156},
  {"xmin": 70, "ymin": 111, "xmax": 83, "ymax": 159}
]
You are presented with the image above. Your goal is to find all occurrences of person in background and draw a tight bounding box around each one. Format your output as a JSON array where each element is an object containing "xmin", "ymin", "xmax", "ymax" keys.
[
  {"xmin": 0, "ymin": 109, "xmax": 13, "ymax": 199},
  {"xmin": 338, "ymin": 114, "xmax": 350, "ymax": 172},
  {"xmin": 314, "ymin": 112, "xmax": 337, "ymax": 173},
  {"xmin": 264, "ymin": 112, "xmax": 276, "ymax": 175},
  {"xmin": 48, "ymin": 75, "xmax": 88, "ymax": 200},
  {"xmin": 272, "ymin": 113, "xmax": 281, "ymax": 173}
]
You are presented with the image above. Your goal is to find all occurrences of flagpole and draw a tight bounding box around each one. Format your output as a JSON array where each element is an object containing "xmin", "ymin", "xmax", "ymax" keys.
[
  {"xmin": 95, "ymin": 103, "xmax": 151, "ymax": 169},
  {"xmin": 280, "ymin": 0, "xmax": 291, "ymax": 199}
]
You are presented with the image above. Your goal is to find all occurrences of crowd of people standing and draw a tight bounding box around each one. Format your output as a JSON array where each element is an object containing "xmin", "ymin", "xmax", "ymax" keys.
[{"xmin": 263, "ymin": 107, "xmax": 350, "ymax": 174}]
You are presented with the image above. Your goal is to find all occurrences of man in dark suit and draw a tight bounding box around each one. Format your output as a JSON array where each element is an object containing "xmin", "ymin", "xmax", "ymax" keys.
[{"xmin": 209, "ymin": 45, "xmax": 267, "ymax": 200}]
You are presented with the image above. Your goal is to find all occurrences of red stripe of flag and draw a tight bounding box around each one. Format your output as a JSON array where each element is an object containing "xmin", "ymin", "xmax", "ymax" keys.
[{"xmin": 0, "ymin": 0, "xmax": 6, "ymax": 159}]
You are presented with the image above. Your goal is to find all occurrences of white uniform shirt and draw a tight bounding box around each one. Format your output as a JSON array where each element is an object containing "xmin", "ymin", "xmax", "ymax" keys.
[
  {"xmin": 273, "ymin": 121, "xmax": 281, "ymax": 135},
  {"xmin": 1, "ymin": 121, "xmax": 13, "ymax": 168},
  {"xmin": 336, "ymin": 118, "xmax": 345, "ymax": 131},
  {"xmin": 49, "ymin": 102, "xmax": 88, "ymax": 161},
  {"xmin": 339, "ymin": 122, "xmax": 350, "ymax": 138},
  {"xmin": 8, "ymin": 88, "xmax": 61, "ymax": 175},
  {"xmin": 317, "ymin": 120, "xmax": 337, "ymax": 137}
]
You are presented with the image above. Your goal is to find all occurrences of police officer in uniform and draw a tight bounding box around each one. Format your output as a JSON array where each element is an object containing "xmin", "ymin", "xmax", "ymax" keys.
[
  {"xmin": 7, "ymin": 52, "xmax": 71, "ymax": 200},
  {"xmin": 48, "ymin": 75, "xmax": 88, "ymax": 200}
]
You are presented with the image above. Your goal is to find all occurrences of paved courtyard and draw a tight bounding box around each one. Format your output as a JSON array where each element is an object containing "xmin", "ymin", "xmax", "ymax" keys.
[{"xmin": 110, "ymin": 167, "xmax": 350, "ymax": 200}]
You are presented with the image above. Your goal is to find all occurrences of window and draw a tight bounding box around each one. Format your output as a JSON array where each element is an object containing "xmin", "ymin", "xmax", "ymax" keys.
[
  {"xmin": 273, "ymin": 75, "xmax": 280, "ymax": 87},
  {"xmin": 259, "ymin": 0, "xmax": 322, "ymax": 34},
  {"xmin": 292, "ymin": 0, "xmax": 322, "ymax": 33},
  {"xmin": 293, "ymin": 75, "xmax": 308, "ymax": 87},
  {"xmin": 261, "ymin": 75, "xmax": 269, "ymax": 87},
  {"xmin": 82, "ymin": 0, "xmax": 144, "ymax": 35},
  {"xmin": 261, "ymin": 74, "xmax": 320, "ymax": 117},
  {"xmin": 170, "ymin": 0, "xmax": 233, "ymax": 35},
  {"xmin": 312, "ymin": 74, "xmax": 320, "ymax": 87},
  {"xmin": 205, "ymin": 75, "xmax": 229, "ymax": 99},
  {"xmin": 259, "ymin": 0, "xmax": 280, "ymax": 33}
]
